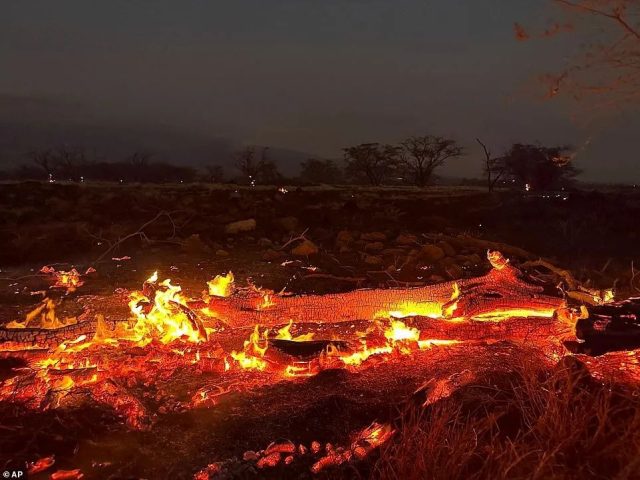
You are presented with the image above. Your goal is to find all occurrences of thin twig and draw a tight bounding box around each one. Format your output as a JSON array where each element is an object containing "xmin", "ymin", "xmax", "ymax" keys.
[
  {"xmin": 279, "ymin": 228, "xmax": 309, "ymax": 251},
  {"xmin": 91, "ymin": 210, "xmax": 183, "ymax": 265}
]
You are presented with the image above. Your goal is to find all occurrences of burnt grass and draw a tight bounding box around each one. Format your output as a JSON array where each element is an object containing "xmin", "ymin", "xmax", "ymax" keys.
[{"xmin": 1, "ymin": 182, "xmax": 640, "ymax": 479}]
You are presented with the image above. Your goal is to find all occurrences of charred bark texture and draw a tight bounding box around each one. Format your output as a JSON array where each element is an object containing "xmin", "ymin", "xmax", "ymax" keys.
[
  {"xmin": 208, "ymin": 263, "xmax": 564, "ymax": 328},
  {"xmin": 573, "ymin": 297, "xmax": 640, "ymax": 355}
]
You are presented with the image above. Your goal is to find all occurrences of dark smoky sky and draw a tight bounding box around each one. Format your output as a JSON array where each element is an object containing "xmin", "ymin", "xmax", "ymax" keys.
[{"xmin": 1, "ymin": 0, "xmax": 639, "ymax": 181}]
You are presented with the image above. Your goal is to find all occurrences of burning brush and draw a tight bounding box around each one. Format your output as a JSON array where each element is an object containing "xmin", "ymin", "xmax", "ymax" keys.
[{"xmin": 193, "ymin": 422, "xmax": 395, "ymax": 479}]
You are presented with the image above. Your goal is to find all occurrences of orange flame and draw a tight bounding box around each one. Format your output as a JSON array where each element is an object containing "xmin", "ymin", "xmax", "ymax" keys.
[
  {"xmin": 6, "ymin": 298, "xmax": 77, "ymax": 330},
  {"xmin": 207, "ymin": 272, "xmax": 234, "ymax": 297},
  {"xmin": 229, "ymin": 325, "xmax": 269, "ymax": 370},
  {"xmin": 127, "ymin": 275, "xmax": 205, "ymax": 345},
  {"xmin": 275, "ymin": 320, "xmax": 315, "ymax": 341}
]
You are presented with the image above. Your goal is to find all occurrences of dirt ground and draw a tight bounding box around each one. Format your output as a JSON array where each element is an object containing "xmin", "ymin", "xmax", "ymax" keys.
[{"xmin": 1, "ymin": 182, "xmax": 640, "ymax": 479}]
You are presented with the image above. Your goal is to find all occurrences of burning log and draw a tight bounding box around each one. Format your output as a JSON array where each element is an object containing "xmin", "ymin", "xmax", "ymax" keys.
[
  {"xmin": 205, "ymin": 251, "xmax": 565, "ymax": 329},
  {"xmin": 0, "ymin": 251, "xmax": 565, "ymax": 353},
  {"xmin": 0, "ymin": 320, "xmax": 99, "ymax": 348}
]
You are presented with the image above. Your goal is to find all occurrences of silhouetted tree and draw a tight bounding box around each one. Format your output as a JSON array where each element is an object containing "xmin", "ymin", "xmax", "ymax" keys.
[
  {"xmin": 234, "ymin": 146, "xmax": 281, "ymax": 185},
  {"xmin": 30, "ymin": 149, "xmax": 55, "ymax": 180},
  {"xmin": 52, "ymin": 146, "xmax": 87, "ymax": 181},
  {"xmin": 343, "ymin": 143, "xmax": 398, "ymax": 185},
  {"xmin": 299, "ymin": 159, "xmax": 342, "ymax": 184},
  {"xmin": 517, "ymin": 0, "xmax": 640, "ymax": 110},
  {"xmin": 234, "ymin": 146, "xmax": 260, "ymax": 183},
  {"xmin": 398, "ymin": 135, "xmax": 464, "ymax": 187},
  {"xmin": 257, "ymin": 161, "xmax": 282, "ymax": 184},
  {"xmin": 476, "ymin": 138, "xmax": 506, "ymax": 192},
  {"xmin": 502, "ymin": 143, "xmax": 579, "ymax": 190},
  {"xmin": 204, "ymin": 165, "xmax": 225, "ymax": 183},
  {"xmin": 126, "ymin": 151, "xmax": 153, "ymax": 182}
]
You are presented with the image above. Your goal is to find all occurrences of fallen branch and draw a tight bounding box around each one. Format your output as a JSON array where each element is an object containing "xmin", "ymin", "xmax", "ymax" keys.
[
  {"xmin": 520, "ymin": 259, "xmax": 579, "ymax": 290},
  {"xmin": 91, "ymin": 211, "xmax": 184, "ymax": 265}
]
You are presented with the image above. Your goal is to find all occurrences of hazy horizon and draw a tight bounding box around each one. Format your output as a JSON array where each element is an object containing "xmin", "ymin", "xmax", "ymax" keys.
[{"xmin": 2, "ymin": 1, "xmax": 639, "ymax": 182}]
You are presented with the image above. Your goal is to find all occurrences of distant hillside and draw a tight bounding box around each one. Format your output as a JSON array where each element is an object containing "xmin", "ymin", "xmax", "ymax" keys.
[
  {"xmin": 0, "ymin": 121, "xmax": 319, "ymax": 176},
  {"xmin": 0, "ymin": 95, "xmax": 317, "ymax": 176}
]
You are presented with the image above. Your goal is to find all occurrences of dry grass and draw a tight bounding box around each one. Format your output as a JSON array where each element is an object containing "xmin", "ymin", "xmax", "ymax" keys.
[{"xmin": 371, "ymin": 355, "xmax": 640, "ymax": 480}]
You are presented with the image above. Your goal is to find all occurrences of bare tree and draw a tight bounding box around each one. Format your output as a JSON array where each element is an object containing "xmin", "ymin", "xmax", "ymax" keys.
[
  {"xmin": 204, "ymin": 165, "xmax": 225, "ymax": 183},
  {"xmin": 234, "ymin": 146, "xmax": 260, "ymax": 184},
  {"xmin": 343, "ymin": 143, "xmax": 399, "ymax": 186},
  {"xmin": 126, "ymin": 150, "xmax": 153, "ymax": 182},
  {"xmin": 234, "ymin": 146, "xmax": 281, "ymax": 185},
  {"xmin": 518, "ymin": 0, "xmax": 640, "ymax": 110},
  {"xmin": 476, "ymin": 138, "xmax": 506, "ymax": 192},
  {"xmin": 398, "ymin": 136, "xmax": 464, "ymax": 187},
  {"xmin": 30, "ymin": 149, "xmax": 55, "ymax": 179}
]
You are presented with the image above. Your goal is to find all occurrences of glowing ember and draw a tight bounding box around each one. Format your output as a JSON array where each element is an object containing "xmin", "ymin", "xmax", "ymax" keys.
[
  {"xmin": 384, "ymin": 319, "xmax": 420, "ymax": 342},
  {"xmin": 41, "ymin": 266, "xmax": 84, "ymax": 292},
  {"xmin": 217, "ymin": 421, "xmax": 395, "ymax": 476},
  {"xmin": 385, "ymin": 283, "xmax": 460, "ymax": 319},
  {"xmin": 27, "ymin": 455, "xmax": 56, "ymax": 475}
]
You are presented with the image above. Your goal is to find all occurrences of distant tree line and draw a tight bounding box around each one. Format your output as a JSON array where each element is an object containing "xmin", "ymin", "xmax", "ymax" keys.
[{"xmin": 0, "ymin": 134, "xmax": 580, "ymax": 191}]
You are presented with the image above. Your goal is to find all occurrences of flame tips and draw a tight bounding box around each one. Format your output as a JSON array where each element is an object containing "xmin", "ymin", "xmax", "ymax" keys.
[{"xmin": 207, "ymin": 271, "xmax": 234, "ymax": 298}]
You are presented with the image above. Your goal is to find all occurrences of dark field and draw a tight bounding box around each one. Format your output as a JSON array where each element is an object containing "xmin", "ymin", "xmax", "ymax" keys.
[{"xmin": 2, "ymin": 182, "xmax": 639, "ymax": 281}]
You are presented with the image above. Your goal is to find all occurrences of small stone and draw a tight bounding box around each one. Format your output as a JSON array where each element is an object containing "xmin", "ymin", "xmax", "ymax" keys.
[
  {"xmin": 364, "ymin": 241, "xmax": 384, "ymax": 252},
  {"xmin": 437, "ymin": 241, "xmax": 456, "ymax": 257},
  {"xmin": 439, "ymin": 257, "xmax": 457, "ymax": 267},
  {"xmin": 262, "ymin": 249, "xmax": 286, "ymax": 262},
  {"xmin": 364, "ymin": 255, "xmax": 383, "ymax": 266},
  {"xmin": 395, "ymin": 233, "xmax": 417, "ymax": 245},
  {"xmin": 291, "ymin": 239, "xmax": 319, "ymax": 256},
  {"xmin": 468, "ymin": 253, "xmax": 482, "ymax": 264},
  {"xmin": 182, "ymin": 234, "xmax": 210, "ymax": 254},
  {"xmin": 257, "ymin": 237, "xmax": 273, "ymax": 248},
  {"xmin": 381, "ymin": 248, "xmax": 406, "ymax": 257},
  {"xmin": 224, "ymin": 218, "xmax": 256, "ymax": 234},
  {"xmin": 243, "ymin": 450, "xmax": 259, "ymax": 461},
  {"xmin": 215, "ymin": 249, "xmax": 229, "ymax": 257},
  {"xmin": 420, "ymin": 245, "xmax": 446, "ymax": 263},
  {"xmin": 361, "ymin": 231, "xmax": 386, "ymax": 242},
  {"xmin": 278, "ymin": 216, "xmax": 299, "ymax": 232},
  {"xmin": 336, "ymin": 230, "xmax": 354, "ymax": 248}
]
